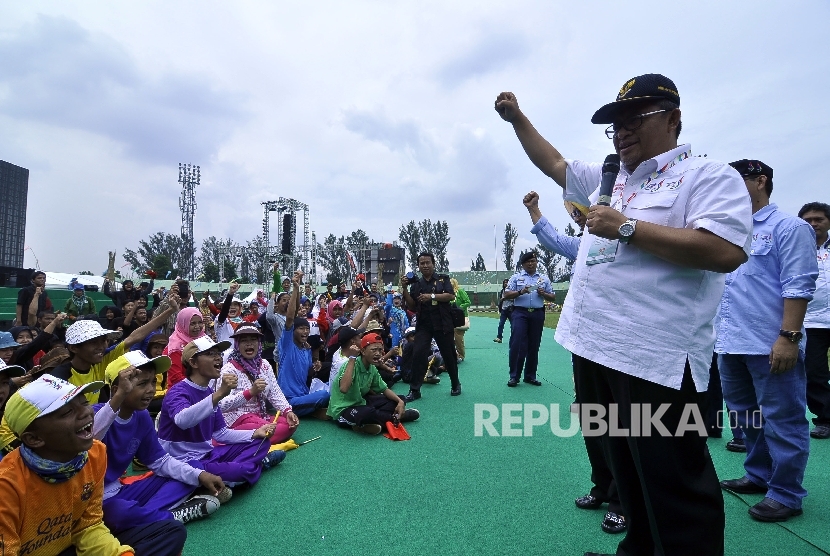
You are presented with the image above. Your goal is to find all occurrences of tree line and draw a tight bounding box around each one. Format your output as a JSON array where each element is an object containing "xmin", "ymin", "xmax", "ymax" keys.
[
  {"xmin": 122, "ymin": 219, "xmax": 572, "ymax": 284},
  {"xmin": 468, "ymin": 222, "xmax": 575, "ymax": 282},
  {"xmin": 122, "ymin": 218, "xmax": 452, "ymax": 285}
]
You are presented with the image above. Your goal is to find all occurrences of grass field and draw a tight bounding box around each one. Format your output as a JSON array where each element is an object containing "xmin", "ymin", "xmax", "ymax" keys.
[
  {"xmin": 472, "ymin": 309, "xmax": 561, "ymax": 330},
  {"xmin": 183, "ymin": 316, "xmax": 830, "ymax": 556}
]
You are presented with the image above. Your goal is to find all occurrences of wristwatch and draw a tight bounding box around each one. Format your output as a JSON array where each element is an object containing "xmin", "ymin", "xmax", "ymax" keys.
[
  {"xmin": 618, "ymin": 219, "xmax": 637, "ymax": 244},
  {"xmin": 431, "ymin": 293, "xmax": 435, "ymax": 300},
  {"xmin": 779, "ymin": 330, "xmax": 803, "ymax": 343}
]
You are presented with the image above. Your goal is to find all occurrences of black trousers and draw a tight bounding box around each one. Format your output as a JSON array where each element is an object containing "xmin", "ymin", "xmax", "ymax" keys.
[
  {"xmin": 704, "ymin": 352, "xmax": 724, "ymax": 437},
  {"xmin": 805, "ymin": 328, "xmax": 830, "ymax": 426},
  {"xmin": 337, "ymin": 394, "xmax": 400, "ymax": 426},
  {"xmin": 573, "ymin": 355, "xmax": 724, "ymax": 556},
  {"xmin": 57, "ymin": 520, "xmax": 187, "ymax": 556},
  {"xmin": 573, "ymin": 358, "xmax": 621, "ymax": 514},
  {"xmin": 409, "ymin": 325, "xmax": 459, "ymax": 392}
]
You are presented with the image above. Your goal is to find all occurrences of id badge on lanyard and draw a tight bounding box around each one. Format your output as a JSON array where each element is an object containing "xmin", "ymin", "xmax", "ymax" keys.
[{"xmin": 586, "ymin": 188, "xmax": 624, "ymax": 265}]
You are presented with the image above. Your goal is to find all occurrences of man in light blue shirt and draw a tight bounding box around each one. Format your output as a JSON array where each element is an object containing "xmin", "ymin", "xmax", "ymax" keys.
[
  {"xmin": 503, "ymin": 251, "xmax": 556, "ymax": 387},
  {"xmin": 716, "ymin": 159, "xmax": 818, "ymax": 523}
]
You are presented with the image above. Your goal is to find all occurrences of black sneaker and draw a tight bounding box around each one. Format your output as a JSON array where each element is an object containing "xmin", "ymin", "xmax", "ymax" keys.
[
  {"xmin": 401, "ymin": 408, "xmax": 420, "ymax": 422},
  {"xmin": 171, "ymin": 495, "xmax": 220, "ymax": 524},
  {"xmin": 424, "ymin": 374, "xmax": 441, "ymax": 385}
]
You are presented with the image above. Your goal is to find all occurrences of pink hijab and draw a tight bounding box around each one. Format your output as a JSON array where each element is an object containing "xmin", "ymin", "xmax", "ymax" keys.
[
  {"xmin": 326, "ymin": 300, "xmax": 343, "ymax": 324},
  {"xmin": 167, "ymin": 307, "xmax": 206, "ymax": 354}
]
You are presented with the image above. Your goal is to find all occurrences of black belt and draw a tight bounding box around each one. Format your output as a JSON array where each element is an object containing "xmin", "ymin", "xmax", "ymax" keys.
[{"xmin": 514, "ymin": 306, "xmax": 544, "ymax": 312}]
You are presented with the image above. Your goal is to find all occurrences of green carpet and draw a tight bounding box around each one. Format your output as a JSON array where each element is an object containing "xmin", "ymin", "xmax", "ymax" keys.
[{"xmin": 182, "ymin": 317, "xmax": 830, "ymax": 556}]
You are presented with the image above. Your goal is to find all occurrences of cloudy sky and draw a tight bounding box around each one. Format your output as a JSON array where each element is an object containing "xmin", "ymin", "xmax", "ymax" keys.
[{"xmin": 2, "ymin": 1, "xmax": 828, "ymax": 278}]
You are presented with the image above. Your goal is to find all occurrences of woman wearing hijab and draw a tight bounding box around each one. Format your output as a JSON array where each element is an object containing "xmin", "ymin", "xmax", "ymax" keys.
[
  {"xmin": 215, "ymin": 323, "xmax": 298, "ymax": 444},
  {"xmin": 319, "ymin": 299, "xmax": 344, "ymax": 342},
  {"xmin": 163, "ymin": 307, "xmax": 206, "ymax": 387}
]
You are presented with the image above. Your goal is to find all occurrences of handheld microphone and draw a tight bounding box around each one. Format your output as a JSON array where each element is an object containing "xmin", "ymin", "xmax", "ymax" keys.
[{"xmin": 597, "ymin": 154, "xmax": 621, "ymax": 206}]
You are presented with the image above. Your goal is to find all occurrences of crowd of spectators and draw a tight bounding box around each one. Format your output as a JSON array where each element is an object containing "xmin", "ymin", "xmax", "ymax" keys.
[{"xmin": 0, "ymin": 261, "xmax": 470, "ymax": 554}]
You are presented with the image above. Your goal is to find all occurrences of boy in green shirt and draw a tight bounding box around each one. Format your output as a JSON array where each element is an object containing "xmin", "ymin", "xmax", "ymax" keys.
[{"xmin": 328, "ymin": 333, "xmax": 419, "ymax": 435}]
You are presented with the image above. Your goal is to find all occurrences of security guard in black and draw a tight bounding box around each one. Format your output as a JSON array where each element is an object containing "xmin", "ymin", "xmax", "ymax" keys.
[{"xmin": 400, "ymin": 253, "xmax": 462, "ymax": 401}]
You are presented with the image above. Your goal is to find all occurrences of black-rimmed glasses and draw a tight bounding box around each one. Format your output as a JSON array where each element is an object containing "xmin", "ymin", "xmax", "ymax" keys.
[{"xmin": 605, "ymin": 109, "xmax": 669, "ymax": 139}]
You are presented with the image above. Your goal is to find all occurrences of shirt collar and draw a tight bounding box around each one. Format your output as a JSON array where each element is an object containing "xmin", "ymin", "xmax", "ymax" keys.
[
  {"xmin": 626, "ymin": 143, "xmax": 692, "ymax": 182},
  {"xmin": 753, "ymin": 203, "xmax": 777, "ymax": 222}
]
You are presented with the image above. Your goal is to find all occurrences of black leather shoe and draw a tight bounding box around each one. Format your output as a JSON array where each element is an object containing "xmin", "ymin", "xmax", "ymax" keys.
[
  {"xmin": 574, "ymin": 494, "xmax": 604, "ymax": 510},
  {"xmin": 748, "ymin": 497, "xmax": 803, "ymax": 522},
  {"xmin": 450, "ymin": 384, "xmax": 462, "ymax": 396},
  {"xmin": 725, "ymin": 438, "xmax": 747, "ymax": 452},
  {"xmin": 719, "ymin": 477, "xmax": 767, "ymax": 494},
  {"xmin": 810, "ymin": 424, "xmax": 830, "ymax": 439},
  {"xmin": 600, "ymin": 511, "xmax": 626, "ymax": 534},
  {"xmin": 402, "ymin": 390, "xmax": 421, "ymax": 403},
  {"xmin": 523, "ymin": 379, "xmax": 542, "ymax": 386},
  {"xmin": 507, "ymin": 379, "xmax": 518, "ymax": 387}
]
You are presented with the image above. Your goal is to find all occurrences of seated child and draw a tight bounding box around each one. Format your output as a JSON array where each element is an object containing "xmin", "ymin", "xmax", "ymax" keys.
[
  {"xmin": 0, "ymin": 376, "xmax": 185, "ymax": 555},
  {"xmin": 216, "ymin": 323, "xmax": 299, "ymax": 445},
  {"xmin": 157, "ymin": 337, "xmax": 283, "ymax": 487},
  {"xmin": 94, "ymin": 351, "xmax": 229, "ymax": 537},
  {"xmin": 328, "ymin": 333, "xmax": 419, "ymax": 435},
  {"xmin": 277, "ymin": 275, "xmax": 330, "ymax": 416},
  {"xmin": 130, "ymin": 331, "xmax": 170, "ymax": 416}
]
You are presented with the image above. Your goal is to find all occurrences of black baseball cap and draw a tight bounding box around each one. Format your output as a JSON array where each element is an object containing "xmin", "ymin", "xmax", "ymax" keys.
[
  {"xmin": 729, "ymin": 159, "xmax": 773, "ymax": 179},
  {"xmin": 591, "ymin": 74, "xmax": 681, "ymax": 124},
  {"xmin": 519, "ymin": 251, "xmax": 538, "ymax": 265}
]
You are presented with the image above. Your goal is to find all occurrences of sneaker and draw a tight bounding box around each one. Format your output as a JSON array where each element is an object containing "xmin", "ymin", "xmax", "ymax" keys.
[
  {"xmin": 261, "ymin": 450, "xmax": 286, "ymax": 470},
  {"xmin": 352, "ymin": 423, "xmax": 383, "ymax": 435},
  {"xmin": 401, "ymin": 408, "xmax": 420, "ymax": 422},
  {"xmin": 171, "ymin": 495, "xmax": 220, "ymax": 524},
  {"xmin": 424, "ymin": 374, "xmax": 441, "ymax": 385},
  {"xmin": 215, "ymin": 486, "xmax": 233, "ymax": 504},
  {"xmin": 493, "ymin": 338, "xmax": 502, "ymax": 343}
]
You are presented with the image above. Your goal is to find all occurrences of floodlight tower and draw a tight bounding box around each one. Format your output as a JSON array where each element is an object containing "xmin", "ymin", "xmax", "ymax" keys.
[{"xmin": 178, "ymin": 163, "xmax": 199, "ymax": 279}]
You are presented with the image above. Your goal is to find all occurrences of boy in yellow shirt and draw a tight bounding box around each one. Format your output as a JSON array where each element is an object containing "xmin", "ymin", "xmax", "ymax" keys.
[{"xmin": 0, "ymin": 375, "xmax": 186, "ymax": 556}]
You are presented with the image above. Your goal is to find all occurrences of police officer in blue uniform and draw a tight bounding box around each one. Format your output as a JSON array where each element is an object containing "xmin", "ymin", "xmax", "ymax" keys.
[{"xmin": 504, "ymin": 250, "xmax": 556, "ymax": 386}]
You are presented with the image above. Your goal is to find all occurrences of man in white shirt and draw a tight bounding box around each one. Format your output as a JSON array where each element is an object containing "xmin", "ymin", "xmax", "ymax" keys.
[
  {"xmin": 496, "ymin": 74, "xmax": 752, "ymax": 556},
  {"xmin": 799, "ymin": 202, "xmax": 830, "ymax": 439}
]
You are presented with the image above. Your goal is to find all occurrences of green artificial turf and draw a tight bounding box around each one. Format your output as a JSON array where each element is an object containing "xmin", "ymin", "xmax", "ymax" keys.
[{"xmin": 182, "ymin": 317, "xmax": 830, "ymax": 556}]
